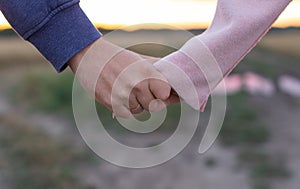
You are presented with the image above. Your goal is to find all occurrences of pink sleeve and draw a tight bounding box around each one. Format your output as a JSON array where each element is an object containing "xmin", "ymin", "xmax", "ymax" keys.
[{"xmin": 154, "ymin": 0, "xmax": 292, "ymax": 111}]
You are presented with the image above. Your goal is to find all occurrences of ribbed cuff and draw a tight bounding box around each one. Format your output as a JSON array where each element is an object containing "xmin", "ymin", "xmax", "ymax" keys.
[{"xmin": 27, "ymin": 3, "xmax": 101, "ymax": 72}]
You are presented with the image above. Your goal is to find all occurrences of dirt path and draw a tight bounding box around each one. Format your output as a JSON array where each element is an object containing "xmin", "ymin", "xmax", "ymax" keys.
[{"xmin": 254, "ymin": 94, "xmax": 300, "ymax": 189}]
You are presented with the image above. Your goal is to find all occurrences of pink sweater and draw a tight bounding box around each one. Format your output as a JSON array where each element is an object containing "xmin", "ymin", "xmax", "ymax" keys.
[{"xmin": 154, "ymin": 0, "xmax": 292, "ymax": 111}]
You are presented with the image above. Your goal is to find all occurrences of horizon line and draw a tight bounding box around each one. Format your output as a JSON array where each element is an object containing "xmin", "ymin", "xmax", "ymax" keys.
[{"xmin": 1, "ymin": 21, "xmax": 300, "ymax": 32}]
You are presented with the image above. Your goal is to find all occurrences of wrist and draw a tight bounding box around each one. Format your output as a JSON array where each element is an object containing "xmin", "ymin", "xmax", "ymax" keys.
[{"xmin": 68, "ymin": 38, "xmax": 96, "ymax": 72}]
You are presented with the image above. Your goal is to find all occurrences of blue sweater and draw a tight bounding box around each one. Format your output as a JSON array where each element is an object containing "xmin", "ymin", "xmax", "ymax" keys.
[{"xmin": 0, "ymin": 0, "xmax": 101, "ymax": 72}]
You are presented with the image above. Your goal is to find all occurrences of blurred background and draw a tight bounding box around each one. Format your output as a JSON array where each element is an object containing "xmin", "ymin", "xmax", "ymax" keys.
[{"xmin": 0, "ymin": 0, "xmax": 300, "ymax": 189}]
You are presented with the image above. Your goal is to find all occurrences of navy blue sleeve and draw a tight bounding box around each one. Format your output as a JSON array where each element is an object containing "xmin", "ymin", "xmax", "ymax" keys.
[{"xmin": 0, "ymin": 0, "xmax": 101, "ymax": 72}]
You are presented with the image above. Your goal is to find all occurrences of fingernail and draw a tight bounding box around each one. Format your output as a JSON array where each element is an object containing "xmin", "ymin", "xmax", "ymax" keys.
[{"xmin": 149, "ymin": 100, "xmax": 166, "ymax": 112}]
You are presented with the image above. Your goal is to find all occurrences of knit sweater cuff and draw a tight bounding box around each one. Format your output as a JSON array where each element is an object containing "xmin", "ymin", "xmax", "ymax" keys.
[{"xmin": 27, "ymin": 3, "xmax": 101, "ymax": 72}]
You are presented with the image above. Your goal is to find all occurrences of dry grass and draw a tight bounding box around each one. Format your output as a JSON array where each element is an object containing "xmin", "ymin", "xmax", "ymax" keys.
[
  {"xmin": 259, "ymin": 30, "xmax": 300, "ymax": 59},
  {"xmin": 1, "ymin": 29, "xmax": 299, "ymax": 66},
  {"xmin": 0, "ymin": 37, "xmax": 46, "ymax": 66}
]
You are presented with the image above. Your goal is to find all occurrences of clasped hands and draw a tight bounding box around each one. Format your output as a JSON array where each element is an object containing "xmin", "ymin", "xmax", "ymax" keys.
[{"xmin": 68, "ymin": 38, "xmax": 179, "ymax": 118}]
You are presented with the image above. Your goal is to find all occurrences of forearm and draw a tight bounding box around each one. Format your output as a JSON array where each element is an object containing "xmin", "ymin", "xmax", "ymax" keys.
[{"xmin": 154, "ymin": 0, "xmax": 292, "ymax": 111}]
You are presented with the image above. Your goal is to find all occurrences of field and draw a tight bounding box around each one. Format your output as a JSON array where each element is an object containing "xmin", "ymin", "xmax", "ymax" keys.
[
  {"xmin": 0, "ymin": 28, "xmax": 300, "ymax": 189},
  {"xmin": 259, "ymin": 30, "xmax": 300, "ymax": 59}
]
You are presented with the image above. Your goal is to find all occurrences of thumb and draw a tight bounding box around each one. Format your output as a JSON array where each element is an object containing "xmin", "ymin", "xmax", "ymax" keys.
[
  {"xmin": 149, "ymin": 91, "xmax": 180, "ymax": 112},
  {"xmin": 162, "ymin": 90, "xmax": 180, "ymax": 107}
]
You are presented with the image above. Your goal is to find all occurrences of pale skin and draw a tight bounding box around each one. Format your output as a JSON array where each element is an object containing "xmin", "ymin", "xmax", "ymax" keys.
[{"xmin": 68, "ymin": 38, "xmax": 179, "ymax": 118}]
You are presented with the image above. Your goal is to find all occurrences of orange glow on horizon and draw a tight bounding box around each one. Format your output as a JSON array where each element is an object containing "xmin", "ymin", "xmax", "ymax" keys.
[
  {"xmin": 273, "ymin": 18, "xmax": 300, "ymax": 28},
  {"xmin": 0, "ymin": 0, "xmax": 299, "ymax": 31},
  {"xmin": 94, "ymin": 20, "xmax": 300, "ymax": 31},
  {"xmin": 0, "ymin": 20, "xmax": 300, "ymax": 32},
  {"xmin": 93, "ymin": 21, "xmax": 212, "ymax": 31},
  {"xmin": 0, "ymin": 23, "xmax": 10, "ymax": 30}
]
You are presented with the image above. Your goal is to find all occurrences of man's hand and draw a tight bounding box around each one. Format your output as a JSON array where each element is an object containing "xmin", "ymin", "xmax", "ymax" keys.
[{"xmin": 68, "ymin": 38, "xmax": 178, "ymax": 118}]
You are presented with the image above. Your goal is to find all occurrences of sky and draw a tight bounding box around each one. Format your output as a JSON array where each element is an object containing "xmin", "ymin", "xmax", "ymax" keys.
[{"xmin": 0, "ymin": 0, "xmax": 300, "ymax": 30}]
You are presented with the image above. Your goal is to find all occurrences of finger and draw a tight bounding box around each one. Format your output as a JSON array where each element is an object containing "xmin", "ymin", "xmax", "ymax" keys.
[
  {"xmin": 149, "ymin": 79, "xmax": 171, "ymax": 101},
  {"xmin": 135, "ymin": 82, "xmax": 156, "ymax": 111},
  {"xmin": 130, "ymin": 104, "xmax": 144, "ymax": 114},
  {"xmin": 112, "ymin": 105, "xmax": 133, "ymax": 118},
  {"xmin": 129, "ymin": 93, "xmax": 144, "ymax": 114},
  {"xmin": 162, "ymin": 93, "xmax": 180, "ymax": 106},
  {"xmin": 148, "ymin": 99, "xmax": 166, "ymax": 112},
  {"xmin": 149, "ymin": 93, "xmax": 180, "ymax": 112}
]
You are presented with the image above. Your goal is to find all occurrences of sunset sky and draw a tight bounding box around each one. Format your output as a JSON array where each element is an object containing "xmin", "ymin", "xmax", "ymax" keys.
[{"xmin": 0, "ymin": 0, "xmax": 300, "ymax": 30}]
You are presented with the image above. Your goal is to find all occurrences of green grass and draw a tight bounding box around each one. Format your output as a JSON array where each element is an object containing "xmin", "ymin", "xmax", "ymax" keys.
[
  {"xmin": 238, "ymin": 150, "xmax": 290, "ymax": 178},
  {"xmin": 10, "ymin": 71, "xmax": 74, "ymax": 116},
  {"xmin": 220, "ymin": 92, "xmax": 270, "ymax": 146},
  {"xmin": 204, "ymin": 156, "xmax": 218, "ymax": 168},
  {"xmin": 219, "ymin": 92, "xmax": 290, "ymax": 189},
  {"xmin": 0, "ymin": 115, "xmax": 95, "ymax": 189},
  {"xmin": 239, "ymin": 57, "xmax": 278, "ymax": 79},
  {"xmin": 240, "ymin": 150, "xmax": 290, "ymax": 189}
]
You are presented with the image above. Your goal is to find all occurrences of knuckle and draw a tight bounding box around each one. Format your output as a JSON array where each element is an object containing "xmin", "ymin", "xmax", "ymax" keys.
[
  {"xmin": 133, "ymin": 81, "xmax": 147, "ymax": 94},
  {"xmin": 119, "ymin": 91, "xmax": 129, "ymax": 102},
  {"xmin": 133, "ymin": 84, "xmax": 143, "ymax": 94}
]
